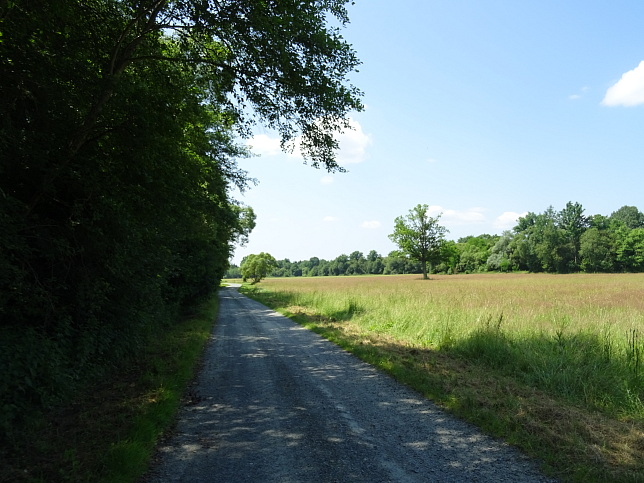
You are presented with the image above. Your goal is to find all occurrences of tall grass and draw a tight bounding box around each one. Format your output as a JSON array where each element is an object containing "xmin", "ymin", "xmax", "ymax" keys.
[
  {"xmin": 242, "ymin": 273, "xmax": 644, "ymax": 481},
  {"xmin": 246, "ymin": 273, "xmax": 644, "ymax": 420}
]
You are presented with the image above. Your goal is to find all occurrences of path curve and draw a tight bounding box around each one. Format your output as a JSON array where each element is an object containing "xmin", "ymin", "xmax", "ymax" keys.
[{"xmin": 146, "ymin": 286, "xmax": 555, "ymax": 482}]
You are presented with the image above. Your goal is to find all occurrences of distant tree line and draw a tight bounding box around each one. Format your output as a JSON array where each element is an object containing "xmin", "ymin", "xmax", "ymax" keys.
[{"xmin": 226, "ymin": 203, "xmax": 644, "ymax": 278}]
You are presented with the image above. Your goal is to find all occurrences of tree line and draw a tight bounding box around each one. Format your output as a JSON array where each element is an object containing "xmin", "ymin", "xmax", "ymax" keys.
[
  {"xmin": 0, "ymin": 0, "xmax": 361, "ymax": 442},
  {"xmin": 227, "ymin": 203, "xmax": 644, "ymax": 278}
]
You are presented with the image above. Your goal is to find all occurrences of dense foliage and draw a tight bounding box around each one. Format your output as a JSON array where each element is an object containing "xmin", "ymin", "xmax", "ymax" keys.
[
  {"xmin": 0, "ymin": 0, "xmax": 362, "ymax": 445},
  {"xmin": 226, "ymin": 203, "xmax": 644, "ymax": 278},
  {"xmin": 241, "ymin": 252, "xmax": 277, "ymax": 284}
]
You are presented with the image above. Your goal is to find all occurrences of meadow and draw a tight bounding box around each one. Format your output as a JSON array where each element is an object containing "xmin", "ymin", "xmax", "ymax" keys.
[{"xmin": 241, "ymin": 273, "xmax": 644, "ymax": 482}]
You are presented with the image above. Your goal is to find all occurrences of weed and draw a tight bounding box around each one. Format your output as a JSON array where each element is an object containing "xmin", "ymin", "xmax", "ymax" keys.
[{"xmin": 627, "ymin": 329, "xmax": 641, "ymax": 377}]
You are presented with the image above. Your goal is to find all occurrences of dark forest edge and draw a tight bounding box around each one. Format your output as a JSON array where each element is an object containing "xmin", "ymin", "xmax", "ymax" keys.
[
  {"xmin": 226, "ymin": 203, "xmax": 644, "ymax": 278},
  {"xmin": 0, "ymin": 0, "xmax": 362, "ymax": 467},
  {"xmin": 1, "ymin": 292, "xmax": 219, "ymax": 482}
]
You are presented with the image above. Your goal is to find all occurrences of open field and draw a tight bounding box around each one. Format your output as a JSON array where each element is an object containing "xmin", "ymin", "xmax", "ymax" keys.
[{"xmin": 241, "ymin": 273, "xmax": 644, "ymax": 482}]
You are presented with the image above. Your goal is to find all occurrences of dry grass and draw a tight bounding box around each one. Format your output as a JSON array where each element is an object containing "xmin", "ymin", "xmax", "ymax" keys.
[{"xmin": 262, "ymin": 272, "xmax": 644, "ymax": 330}]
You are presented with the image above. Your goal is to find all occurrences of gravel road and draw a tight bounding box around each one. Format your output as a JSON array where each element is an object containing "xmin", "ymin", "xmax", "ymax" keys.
[{"xmin": 146, "ymin": 285, "xmax": 555, "ymax": 482}]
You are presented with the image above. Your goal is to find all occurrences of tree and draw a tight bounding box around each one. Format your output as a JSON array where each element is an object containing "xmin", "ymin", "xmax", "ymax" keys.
[
  {"xmin": 534, "ymin": 211, "xmax": 569, "ymax": 273},
  {"xmin": 0, "ymin": 0, "xmax": 362, "ymax": 438},
  {"xmin": 437, "ymin": 241, "xmax": 460, "ymax": 274},
  {"xmin": 231, "ymin": 205, "xmax": 257, "ymax": 249},
  {"xmin": 580, "ymin": 228, "xmax": 616, "ymax": 273},
  {"xmin": 389, "ymin": 204, "xmax": 448, "ymax": 279},
  {"xmin": 615, "ymin": 228, "xmax": 644, "ymax": 272},
  {"xmin": 348, "ymin": 251, "xmax": 366, "ymax": 275},
  {"xmin": 241, "ymin": 253, "xmax": 277, "ymax": 284},
  {"xmin": 383, "ymin": 251, "xmax": 408, "ymax": 275},
  {"xmin": 510, "ymin": 206, "xmax": 576, "ymax": 273},
  {"xmin": 366, "ymin": 250, "xmax": 384, "ymax": 274},
  {"xmin": 610, "ymin": 206, "xmax": 644, "ymax": 229},
  {"xmin": 330, "ymin": 254, "xmax": 349, "ymax": 275},
  {"xmin": 45, "ymin": 0, "xmax": 361, "ymax": 173},
  {"xmin": 487, "ymin": 232, "xmax": 514, "ymax": 272},
  {"xmin": 557, "ymin": 201, "xmax": 589, "ymax": 270},
  {"xmin": 456, "ymin": 235, "xmax": 499, "ymax": 273},
  {"xmin": 224, "ymin": 265, "xmax": 243, "ymax": 279}
]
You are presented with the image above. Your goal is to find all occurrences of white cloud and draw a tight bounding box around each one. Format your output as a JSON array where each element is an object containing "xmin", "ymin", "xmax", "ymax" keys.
[
  {"xmin": 426, "ymin": 158, "xmax": 439, "ymax": 164},
  {"xmin": 426, "ymin": 205, "xmax": 487, "ymax": 224},
  {"xmin": 336, "ymin": 119, "xmax": 371, "ymax": 165},
  {"xmin": 602, "ymin": 61, "xmax": 644, "ymax": 107},
  {"xmin": 246, "ymin": 134, "xmax": 281, "ymax": 156},
  {"xmin": 360, "ymin": 220, "xmax": 381, "ymax": 229},
  {"xmin": 323, "ymin": 216, "xmax": 338, "ymax": 222},
  {"xmin": 494, "ymin": 211, "xmax": 527, "ymax": 230},
  {"xmin": 447, "ymin": 207, "xmax": 487, "ymax": 223},
  {"xmin": 320, "ymin": 175, "xmax": 334, "ymax": 185}
]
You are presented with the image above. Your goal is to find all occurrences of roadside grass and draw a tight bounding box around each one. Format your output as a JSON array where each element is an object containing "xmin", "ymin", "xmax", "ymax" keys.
[
  {"xmin": 1, "ymin": 293, "xmax": 219, "ymax": 482},
  {"xmin": 240, "ymin": 273, "xmax": 644, "ymax": 482}
]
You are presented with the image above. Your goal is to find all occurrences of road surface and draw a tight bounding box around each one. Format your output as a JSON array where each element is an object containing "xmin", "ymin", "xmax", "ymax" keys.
[{"xmin": 146, "ymin": 285, "xmax": 554, "ymax": 482}]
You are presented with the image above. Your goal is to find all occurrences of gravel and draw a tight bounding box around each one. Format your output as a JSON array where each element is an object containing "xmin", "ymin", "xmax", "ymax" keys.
[{"xmin": 145, "ymin": 285, "xmax": 556, "ymax": 482}]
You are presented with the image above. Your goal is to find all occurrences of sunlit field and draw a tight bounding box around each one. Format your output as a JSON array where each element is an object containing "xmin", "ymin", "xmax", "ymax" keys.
[
  {"xmin": 261, "ymin": 273, "xmax": 641, "ymax": 332},
  {"xmin": 243, "ymin": 273, "xmax": 644, "ymax": 481},
  {"xmin": 248, "ymin": 273, "xmax": 643, "ymax": 418}
]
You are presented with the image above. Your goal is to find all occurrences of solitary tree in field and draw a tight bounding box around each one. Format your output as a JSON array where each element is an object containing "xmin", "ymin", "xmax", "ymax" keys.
[
  {"xmin": 241, "ymin": 253, "xmax": 277, "ymax": 284},
  {"xmin": 389, "ymin": 204, "xmax": 448, "ymax": 279}
]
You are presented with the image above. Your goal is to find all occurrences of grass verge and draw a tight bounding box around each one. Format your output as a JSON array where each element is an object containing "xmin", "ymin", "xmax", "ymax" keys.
[
  {"xmin": 241, "ymin": 282, "xmax": 644, "ymax": 483},
  {"xmin": 1, "ymin": 293, "xmax": 219, "ymax": 482}
]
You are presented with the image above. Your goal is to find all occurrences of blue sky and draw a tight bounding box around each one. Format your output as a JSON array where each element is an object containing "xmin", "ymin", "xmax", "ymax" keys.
[{"xmin": 231, "ymin": 0, "xmax": 644, "ymax": 265}]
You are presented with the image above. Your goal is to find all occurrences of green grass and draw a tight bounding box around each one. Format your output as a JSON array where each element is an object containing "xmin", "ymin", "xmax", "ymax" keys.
[
  {"xmin": 1, "ymin": 293, "xmax": 219, "ymax": 482},
  {"xmin": 241, "ymin": 274, "xmax": 644, "ymax": 482}
]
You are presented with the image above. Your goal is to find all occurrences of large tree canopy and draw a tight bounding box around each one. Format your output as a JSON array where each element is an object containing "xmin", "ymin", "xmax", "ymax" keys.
[
  {"xmin": 2, "ymin": 0, "xmax": 362, "ymax": 174},
  {"xmin": 0, "ymin": 0, "xmax": 362, "ymax": 441}
]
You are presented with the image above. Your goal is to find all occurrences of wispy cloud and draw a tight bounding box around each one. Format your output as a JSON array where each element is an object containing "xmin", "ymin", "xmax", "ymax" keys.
[
  {"xmin": 320, "ymin": 175, "xmax": 334, "ymax": 185},
  {"xmin": 323, "ymin": 216, "xmax": 338, "ymax": 222},
  {"xmin": 568, "ymin": 86, "xmax": 589, "ymax": 100},
  {"xmin": 360, "ymin": 220, "xmax": 381, "ymax": 229},
  {"xmin": 602, "ymin": 61, "xmax": 644, "ymax": 106},
  {"xmin": 426, "ymin": 205, "xmax": 487, "ymax": 224},
  {"xmin": 494, "ymin": 211, "xmax": 527, "ymax": 230}
]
